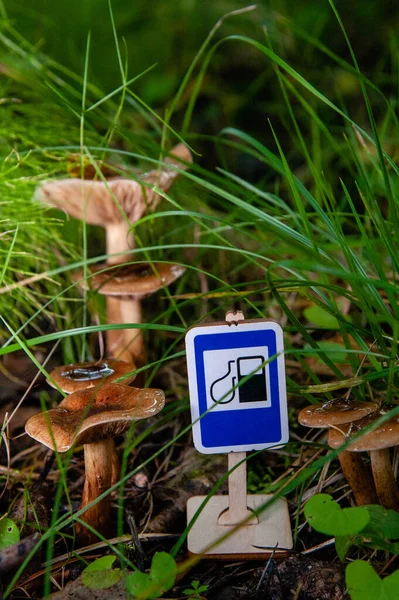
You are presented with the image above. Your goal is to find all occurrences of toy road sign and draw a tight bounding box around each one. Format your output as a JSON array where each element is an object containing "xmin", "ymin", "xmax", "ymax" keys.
[{"xmin": 185, "ymin": 319, "xmax": 289, "ymax": 454}]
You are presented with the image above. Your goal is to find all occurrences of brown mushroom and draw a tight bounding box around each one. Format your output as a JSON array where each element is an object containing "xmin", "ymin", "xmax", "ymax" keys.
[
  {"xmin": 328, "ymin": 412, "xmax": 399, "ymax": 510},
  {"xmin": 73, "ymin": 262, "xmax": 186, "ymax": 363},
  {"xmin": 37, "ymin": 143, "xmax": 192, "ymax": 265},
  {"xmin": 25, "ymin": 382, "xmax": 165, "ymax": 544},
  {"xmin": 37, "ymin": 143, "xmax": 192, "ymax": 363},
  {"xmin": 298, "ymin": 399, "xmax": 379, "ymax": 505},
  {"xmin": 76, "ymin": 262, "xmax": 186, "ymax": 298},
  {"xmin": 47, "ymin": 359, "xmax": 136, "ymax": 394},
  {"xmin": 44, "ymin": 361, "xmax": 137, "ymax": 488}
]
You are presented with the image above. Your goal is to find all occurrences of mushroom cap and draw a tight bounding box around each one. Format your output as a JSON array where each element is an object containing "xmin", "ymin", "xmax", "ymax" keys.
[
  {"xmin": 67, "ymin": 154, "xmax": 121, "ymax": 180},
  {"xmin": 73, "ymin": 262, "xmax": 185, "ymax": 298},
  {"xmin": 164, "ymin": 142, "xmax": 192, "ymax": 166},
  {"xmin": 140, "ymin": 143, "xmax": 192, "ymax": 186},
  {"xmin": 298, "ymin": 399, "xmax": 378, "ymax": 428},
  {"xmin": 327, "ymin": 412, "xmax": 399, "ymax": 452},
  {"xmin": 37, "ymin": 143, "xmax": 192, "ymax": 226},
  {"xmin": 25, "ymin": 382, "xmax": 165, "ymax": 452},
  {"xmin": 47, "ymin": 359, "xmax": 136, "ymax": 393}
]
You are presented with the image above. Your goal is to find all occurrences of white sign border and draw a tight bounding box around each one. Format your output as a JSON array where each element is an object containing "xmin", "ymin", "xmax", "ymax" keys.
[{"xmin": 185, "ymin": 320, "xmax": 289, "ymax": 454}]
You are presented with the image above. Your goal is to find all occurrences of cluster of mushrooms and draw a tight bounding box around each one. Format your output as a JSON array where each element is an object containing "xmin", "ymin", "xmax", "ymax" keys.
[
  {"xmin": 299, "ymin": 398, "xmax": 399, "ymax": 510},
  {"xmin": 25, "ymin": 144, "xmax": 192, "ymax": 544}
]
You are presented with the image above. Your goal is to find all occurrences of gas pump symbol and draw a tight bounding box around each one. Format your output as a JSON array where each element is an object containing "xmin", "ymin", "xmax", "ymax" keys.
[{"xmin": 209, "ymin": 355, "xmax": 267, "ymax": 405}]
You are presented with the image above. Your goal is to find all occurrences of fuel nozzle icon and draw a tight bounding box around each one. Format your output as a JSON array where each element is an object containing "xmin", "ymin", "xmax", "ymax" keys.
[
  {"xmin": 209, "ymin": 360, "xmax": 236, "ymax": 404},
  {"xmin": 209, "ymin": 356, "xmax": 267, "ymax": 406}
]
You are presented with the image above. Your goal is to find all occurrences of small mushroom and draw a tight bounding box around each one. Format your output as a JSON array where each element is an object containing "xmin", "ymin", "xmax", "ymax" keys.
[
  {"xmin": 25, "ymin": 382, "xmax": 165, "ymax": 544},
  {"xmin": 328, "ymin": 412, "xmax": 399, "ymax": 510},
  {"xmin": 37, "ymin": 143, "xmax": 192, "ymax": 265},
  {"xmin": 77, "ymin": 262, "xmax": 186, "ymax": 298},
  {"xmin": 74, "ymin": 262, "xmax": 185, "ymax": 363},
  {"xmin": 37, "ymin": 143, "xmax": 192, "ymax": 362},
  {"xmin": 298, "ymin": 399, "xmax": 379, "ymax": 505},
  {"xmin": 47, "ymin": 359, "xmax": 136, "ymax": 394}
]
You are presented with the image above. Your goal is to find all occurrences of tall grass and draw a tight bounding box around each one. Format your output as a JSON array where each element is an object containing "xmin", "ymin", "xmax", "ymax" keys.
[{"xmin": 0, "ymin": 0, "xmax": 398, "ymax": 595}]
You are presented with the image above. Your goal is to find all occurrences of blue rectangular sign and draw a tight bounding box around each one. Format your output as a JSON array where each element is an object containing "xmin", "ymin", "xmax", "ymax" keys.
[{"xmin": 185, "ymin": 320, "xmax": 289, "ymax": 454}]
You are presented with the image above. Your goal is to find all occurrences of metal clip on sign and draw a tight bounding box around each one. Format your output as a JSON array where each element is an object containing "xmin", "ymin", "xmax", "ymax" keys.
[{"xmin": 185, "ymin": 311, "xmax": 293, "ymax": 558}]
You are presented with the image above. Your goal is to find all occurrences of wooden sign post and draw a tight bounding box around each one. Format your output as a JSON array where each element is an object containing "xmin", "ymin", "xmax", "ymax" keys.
[{"xmin": 185, "ymin": 311, "xmax": 293, "ymax": 558}]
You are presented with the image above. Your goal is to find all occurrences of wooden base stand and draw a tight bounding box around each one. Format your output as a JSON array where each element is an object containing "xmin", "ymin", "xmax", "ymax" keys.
[
  {"xmin": 186, "ymin": 452, "xmax": 292, "ymax": 559},
  {"xmin": 187, "ymin": 494, "xmax": 292, "ymax": 559}
]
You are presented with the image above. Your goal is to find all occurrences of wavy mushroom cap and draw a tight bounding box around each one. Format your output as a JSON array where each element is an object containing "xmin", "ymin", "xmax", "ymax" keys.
[
  {"xmin": 327, "ymin": 412, "xmax": 399, "ymax": 452},
  {"xmin": 47, "ymin": 359, "xmax": 137, "ymax": 393},
  {"xmin": 163, "ymin": 142, "xmax": 192, "ymax": 166},
  {"xmin": 140, "ymin": 143, "xmax": 192, "ymax": 185},
  {"xmin": 37, "ymin": 178, "xmax": 159, "ymax": 225},
  {"xmin": 67, "ymin": 154, "xmax": 125, "ymax": 180},
  {"xmin": 25, "ymin": 383, "xmax": 165, "ymax": 452},
  {"xmin": 298, "ymin": 399, "xmax": 378, "ymax": 428},
  {"xmin": 73, "ymin": 262, "xmax": 185, "ymax": 298},
  {"xmin": 36, "ymin": 143, "xmax": 192, "ymax": 226},
  {"xmin": 66, "ymin": 144, "xmax": 192, "ymax": 181}
]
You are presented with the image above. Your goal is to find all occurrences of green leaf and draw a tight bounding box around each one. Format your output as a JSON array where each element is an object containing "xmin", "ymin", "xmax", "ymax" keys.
[
  {"xmin": 84, "ymin": 556, "xmax": 116, "ymax": 572},
  {"xmin": 346, "ymin": 560, "xmax": 399, "ymax": 600},
  {"xmin": 304, "ymin": 494, "xmax": 370, "ymax": 536},
  {"xmin": 183, "ymin": 579, "xmax": 209, "ymax": 597},
  {"xmin": 346, "ymin": 505, "xmax": 399, "ymax": 554},
  {"xmin": 316, "ymin": 342, "xmax": 349, "ymax": 364},
  {"xmin": 0, "ymin": 518, "xmax": 20, "ymax": 550},
  {"xmin": 303, "ymin": 341, "xmax": 350, "ymax": 364},
  {"xmin": 149, "ymin": 552, "xmax": 177, "ymax": 591},
  {"xmin": 127, "ymin": 571, "xmax": 157, "ymax": 599},
  {"xmin": 335, "ymin": 535, "xmax": 353, "ymax": 561},
  {"xmin": 126, "ymin": 552, "xmax": 177, "ymax": 599},
  {"xmin": 82, "ymin": 556, "xmax": 122, "ymax": 590},
  {"xmin": 364, "ymin": 505, "xmax": 399, "ymax": 539},
  {"xmin": 304, "ymin": 305, "xmax": 339, "ymax": 329}
]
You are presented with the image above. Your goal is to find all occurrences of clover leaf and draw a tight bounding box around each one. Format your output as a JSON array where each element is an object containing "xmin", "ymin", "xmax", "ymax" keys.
[
  {"xmin": 0, "ymin": 517, "xmax": 20, "ymax": 550},
  {"xmin": 126, "ymin": 552, "xmax": 177, "ymax": 599},
  {"xmin": 304, "ymin": 305, "xmax": 339, "ymax": 329},
  {"xmin": 304, "ymin": 494, "xmax": 370, "ymax": 536},
  {"xmin": 82, "ymin": 555, "xmax": 121, "ymax": 590},
  {"xmin": 346, "ymin": 560, "xmax": 399, "ymax": 600}
]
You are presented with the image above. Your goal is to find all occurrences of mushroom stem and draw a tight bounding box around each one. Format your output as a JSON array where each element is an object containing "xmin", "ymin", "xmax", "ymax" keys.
[
  {"xmin": 120, "ymin": 299, "xmax": 144, "ymax": 365},
  {"xmin": 337, "ymin": 450, "xmax": 378, "ymax": 506},
  {"xmin": 106, "ymin": 221, "xmax": 133, "ymax": 265},
  {"xmin": 105, "ymin": 221, "xmax": 144, "ymax": 364},
  {"xmin": 110, "ymin": 439, "xmax": 120, "ymax": 487},
  {"xmin": 106, "ymin": 297, "xmax": 128, "ymax": 361},
  {"xmin": 76, "ymin": 439, "xmax": 113, "ymax": 545},
  {"xmin": 370, "ymin": 449, "xmax": 399, "ymax": 510},
  {"xmin": 106, "ymin": 297, "xmax": 143, "ymax": 364}
]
